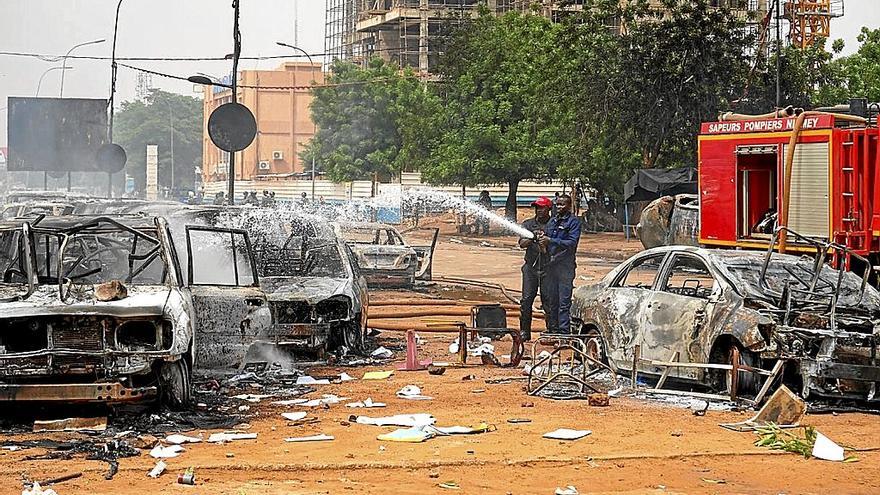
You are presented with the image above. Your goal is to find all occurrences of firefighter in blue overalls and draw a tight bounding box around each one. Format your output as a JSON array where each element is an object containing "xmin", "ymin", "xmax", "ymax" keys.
[{"xmin": 537, "ymin": 193, "xmax": 582, "ymax": 334}]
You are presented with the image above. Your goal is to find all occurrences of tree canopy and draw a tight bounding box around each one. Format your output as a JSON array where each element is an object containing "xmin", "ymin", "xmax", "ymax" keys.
[
  {"xmin": 303, "ymin": 58, "xmax": 438, "ymax": 182},
  {"xmin": 115, "ymin": 90, "xmax": 203, "ymax": 194}
]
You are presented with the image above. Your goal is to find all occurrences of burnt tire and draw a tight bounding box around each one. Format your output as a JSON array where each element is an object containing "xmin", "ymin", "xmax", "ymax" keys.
[
  {"xmin": 158, "ymin": 359, "xmax": 192, "ymax": 410},
  {"xmin": 725, "ymin": 345, "xmax": 759, "ymax": 398}
]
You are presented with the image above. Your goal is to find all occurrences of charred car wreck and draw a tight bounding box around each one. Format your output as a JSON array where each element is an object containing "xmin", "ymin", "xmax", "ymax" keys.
[
  {"xmin": 0, "ymin": 215, "xmax": 272, "ymax": 407},
  {"xmin": 335, "ymin": 222, "xmax": 438, "ymax": 288},
  {"xmin": 573, "ymin": 230, "xmax": 880, "ymax": 402}
]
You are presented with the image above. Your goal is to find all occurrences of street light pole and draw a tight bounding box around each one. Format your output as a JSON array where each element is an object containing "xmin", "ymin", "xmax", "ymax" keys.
[
  {"xmin": 228, "ymin": 0, "xmax": 242, "ymax": 205},
  {"xmin": 60, "ymin": 38, "xmax": 106, "ymax": 98},
  {"xmin": 36, "ymin": 65, "xmax": 72, "ymax": 190},
  {"xmin": 278, "ymin": 42, "xmax": 318, "ymax": 199},
  {"xmin": 108, "ymin": 0, "xmax": 125, "ymax": 198}
]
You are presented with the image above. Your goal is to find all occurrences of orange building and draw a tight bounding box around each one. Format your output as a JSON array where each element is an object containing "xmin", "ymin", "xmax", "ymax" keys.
[{"xmin": 201, "ymin": 61, "xmax": 324, "ymax": 184}]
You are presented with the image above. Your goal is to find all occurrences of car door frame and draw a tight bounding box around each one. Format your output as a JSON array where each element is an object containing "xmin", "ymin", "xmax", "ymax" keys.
[{"xmin": 640, "ymin": 251, "xmax": 722, "ymax": 381}]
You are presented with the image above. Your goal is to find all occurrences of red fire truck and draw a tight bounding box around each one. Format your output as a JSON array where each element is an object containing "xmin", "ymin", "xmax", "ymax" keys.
[{"xmin": 698, "ymin": 113, "xmax": 880, "ymax": 263}]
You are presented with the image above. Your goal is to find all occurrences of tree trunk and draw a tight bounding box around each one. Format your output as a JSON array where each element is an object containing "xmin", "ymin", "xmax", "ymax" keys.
[{"xmin": 506, "ymin": 179, "xmax": 519, "ymax": 221}]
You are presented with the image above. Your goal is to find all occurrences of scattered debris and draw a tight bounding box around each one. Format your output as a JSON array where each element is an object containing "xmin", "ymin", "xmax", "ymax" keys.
[
  {"xmin": 351, "ymin": 414, "xmax": 436, "ymax": 427},
  {"xmin": 281, "ymin": 412, "xmax": 308, "ymax": 422},
  {"xmin": 813, "ymin": 432, "xmax": 846, "ymax": 462},
  {"xmin": 428, "ymin": 365, "xmax": 446, "ymax": 376},
  {"xmin": 462, "ymin": 374, "xmax": 476, "ymax": 381},
  {"xmin": 543, "ymin": 429, "xmax": 592, "ymax": 441},
  {"xmin": 521, "ymin": 402, "xmax": 534, "ymax": 408},
  {"xmin": 371, "ymin": 347, "xmax": 394, "ymax": 359},
  {"xmin": 272, "ymin": 398, "xmax": 309, "ymax": 406},
  {"xmin": 165, "ymin": 434, "xmax": 201, "ymax": 445},
  {"xmin": 507, "ymin": 418, "xmax": 531, "ymax": 424},
  {"xmin": 754, "ymin": 424, "xmax": 817, "ymax": 458},
  {"xmin": 284, "ymin": 434, "xmax": 335, "ymax": 442},
  {"xmin": 207, "ymin": 432, "xmax": 258, "ymax": 443},
  {"xmin": 588, "ymin": 393, "xmax": 609, "ymax": 407},
  {"xmin": 23, "ymin": 473, "xmax": 81, "ymax": 490},
  {"xmin": 702, "ymin": 478, "xmax": 726, "ymax": 484},
  {"xmin": 147, "ymin": 460, "xmax": 167, "ymax": 478},
  {"xmin": 232, "ymin": 394, "xmax": 275, "ymax": 402},
  {"xmin": 471, "ymin": 389, "xmax": 485, "ymax": 394},
  {"xmin": 33, "ymin": 417, "xmax": 107, "ymax": 433},
  {"xmin": 94, "ymin": 280, "xmax": 128, "ymax": 301},
  {"xmin": 720, "ymin": 386, "xmax": 806, "ymax": 432},
  {"xmin": 438, "ymin": 481, "xmax": 461, "ymax": 489},
  {"xmin": 298, "ymin": 394, "xmax": 350, "ymax": 407},
  {"xmin": 346, "ymin": 398, "xmax": 386, "ymax": 408},
  {"xmin": 378, "ymin": 427, "xmax": 435, "ymax": 443},
  {"xmin": 429, "ymin": 423, "xmax": 494, "ymax": 435},
  {"xmin": 555, "ymin": 486, "xmax": 579, "ymax": 495},
  {"xmin": 338, "ymin": 372, "xmax": 356, "ymax": 382},
  {"xmin": 397, "ymin": 385, "xmax": 433, "ymax": 400},
  {"xmin": 149, "ymin": 444, "xmax": 185, "ymax": 459},
  {"xmin": 22, "ymin": 483, "xmax": 58, "ymax": 495},
  {"xmin": 363, "ymin": 370, "xmax": 394, "ymax": 380}
]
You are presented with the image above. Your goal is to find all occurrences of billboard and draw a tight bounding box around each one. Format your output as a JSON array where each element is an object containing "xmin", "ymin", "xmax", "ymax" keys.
[{"xmin": 6, "ymin": 97, "xmax": 109, "ymax": 172}]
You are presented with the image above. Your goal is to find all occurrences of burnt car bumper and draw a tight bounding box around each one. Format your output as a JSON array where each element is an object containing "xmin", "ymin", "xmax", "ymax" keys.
[
  {"xmin": 268, "ymin": 323, "xmax": 331, "ymax": 350},
  {"xmin": 786, "ymin": 330, "xmax": 880, "ymax": 401},
  {"xmin": 362, "ymin": 267, "xmax": 416, "ymax": 287},
  {"xmin": 0, "ymin": 382, "xmax": 156, "ymax": 402}
]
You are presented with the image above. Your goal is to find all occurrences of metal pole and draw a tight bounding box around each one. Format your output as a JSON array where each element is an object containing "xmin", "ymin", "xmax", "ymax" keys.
[
  {"xmin": 311, "ymin": 155, "xmax": 316, "ymax": 199},
  {"xmin": 108, "ymin": 0, "xmax": 124, "ymax": 198},
  {"xmin": 228, "ymin": 0, "xmax": 241, "ymax": 205},
  {"xmin": 775, "ymin": 0, "xmax": 781, "ymax": 108},
  {"xmin": 60, "ymin": 39, "xmax": 105, "ymax": 98},
  {"xmin": 168, "ymin": 103, "xmax": 174, "ymax": 195},
  {"xmin": 35, "ymin": 66, "xmax": 68, "ymax": 97}
]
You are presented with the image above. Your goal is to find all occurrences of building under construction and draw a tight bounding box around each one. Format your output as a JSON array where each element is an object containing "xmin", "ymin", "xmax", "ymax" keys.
[
  {"xmin": 324, "ymin": 1, "xmax": 782, "ymax": 74},
  {"xmin": 324, "ymin": 1, "xmax": 591, "ymax": 73}
]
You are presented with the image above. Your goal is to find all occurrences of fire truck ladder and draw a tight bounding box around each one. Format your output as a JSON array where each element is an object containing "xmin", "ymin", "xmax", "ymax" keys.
[{"xmin": 834, "ymin": 133, "xmax": 867, "ymax": 269}]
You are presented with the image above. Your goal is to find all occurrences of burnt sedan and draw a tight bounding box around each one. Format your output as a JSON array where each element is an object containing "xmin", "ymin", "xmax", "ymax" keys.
[
  {"xmin": 572, "ymin": 245, "xmax": 880, "ymax": 401},
  {"xmin": 334, "ymin": 222, "xmax": 437, "ymax": 288}
]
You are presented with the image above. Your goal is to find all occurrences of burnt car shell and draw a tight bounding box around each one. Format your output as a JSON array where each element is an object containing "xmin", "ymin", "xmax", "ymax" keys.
[
  {"xmin": 334, "ymin": 222, "xmax": 437, "ymax": 288},
  {"xmin": 572, "ymin": 245, "xmax": 880, "ymax": 401}
]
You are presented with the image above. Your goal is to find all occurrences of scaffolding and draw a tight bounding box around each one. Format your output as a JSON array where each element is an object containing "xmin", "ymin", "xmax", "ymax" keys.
[{"xmin": 783, "ymin": 0, "xmax": 844, "ymax": 48}]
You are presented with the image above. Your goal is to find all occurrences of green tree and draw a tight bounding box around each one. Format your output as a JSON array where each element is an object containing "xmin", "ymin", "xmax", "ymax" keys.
[
  {"xmin": 423, "ymin": 10, "xmax": 569, "ymax": 219},
  {"xmin": 744, "ymin": 41, "xmax": 838, "ymax": 111},
  {"xmin": 114, "ymin": 90, "xmax": 203, "ymax": 194},
  {"xmin": 304, "ymin": 58, "xmax": 438, "ymax": 182},
  {"xmin": 816, "ymin": 27, "xmax": 880, "ymax": 105}
]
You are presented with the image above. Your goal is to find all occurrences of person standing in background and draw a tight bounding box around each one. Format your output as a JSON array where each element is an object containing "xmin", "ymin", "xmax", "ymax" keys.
[{"xmin": 537, "ymin": 193, "xmax": 581, "ymax": 334}]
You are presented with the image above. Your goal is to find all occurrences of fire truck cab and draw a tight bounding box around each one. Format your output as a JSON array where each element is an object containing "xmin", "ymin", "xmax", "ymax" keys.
[{"xmin": 698, "ymin": 114, "xmax": 880, "ymax": 260}]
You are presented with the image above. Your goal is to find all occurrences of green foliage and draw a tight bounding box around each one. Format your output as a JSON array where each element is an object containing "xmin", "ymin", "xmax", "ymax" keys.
[
  {"xmin": 422, "ymin": 11, "xmax": 569, "ymax": 217},
  {"xmin": 745, "ymin": 41, "xmax": 837, "ymax": 110},
  {"xmin": 754, "ymin": 423, "xmax": 817, "ymax": 458},
  {"xmin": 816, "ymin": 27, "xmax": 880, "ymax": 105},
  {"xmin": 304, "ymin": 58, "xmax": 439, "ymax": 182},
  {"xmin": 114, "ymin": 90, "xmax": 203, "ymax": 193}
]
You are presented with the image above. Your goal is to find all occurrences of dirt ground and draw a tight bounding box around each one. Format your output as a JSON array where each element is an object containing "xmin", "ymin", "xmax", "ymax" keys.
[{"xmin": 2, "ymin": 229, "xmax": 879, "ymax": 494}]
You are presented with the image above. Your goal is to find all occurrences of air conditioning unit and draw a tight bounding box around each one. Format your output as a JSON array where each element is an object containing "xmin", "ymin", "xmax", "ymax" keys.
[
  {"xmin": 272, "ymin": 150, "xmax": 284, "ymax": 160},
  {"xmin": 258, "ymin": 160, "xmax": 271, "ymax": 171}
]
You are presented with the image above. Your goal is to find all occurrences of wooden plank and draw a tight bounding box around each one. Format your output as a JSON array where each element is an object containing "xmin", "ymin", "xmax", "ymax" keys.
[
  {"xmin": 753, "ymin": 360, "xmax": 785, "ymax": 404},
  {"xmin": 655, "ymin": 351, "xmax": 679, "ymax": 390},
  {"xmin": 640, "ymin": 360, "xmax": 733, "ymax": 371}
]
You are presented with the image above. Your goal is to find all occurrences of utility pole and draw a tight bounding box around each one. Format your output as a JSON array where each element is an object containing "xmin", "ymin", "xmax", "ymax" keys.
[
  {"xmin": 228, "ymin": 0, "xmax": 242, "ymax": 205},
  {"xmin": 775, "ymin": 0, "xmax": 781, "ymax": 109},
  {"xmin": 108, "ymin": 0, "xmax": 125, "ymax": 198}
]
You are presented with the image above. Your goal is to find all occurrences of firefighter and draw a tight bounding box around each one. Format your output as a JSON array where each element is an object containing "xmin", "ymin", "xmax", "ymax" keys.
[
  {"xmin": 537, "ymin": 193, "xmax": 581, "ymax": 334},
  {"xmin": 518, "ymin": 196, "xmax": 552, "ymax": 341}
]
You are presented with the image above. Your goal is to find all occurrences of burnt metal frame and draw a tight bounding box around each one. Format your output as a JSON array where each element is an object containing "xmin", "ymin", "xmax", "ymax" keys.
[
  {"xmin": 527, "ymin": 334, "xmax": 618, "ymax": 399},
  {"xmin": 0, "ymin": 223, "xmax": 37, "ymax": 302},
  {"xmin": 760, "ymin": 226, "xmax": 873, "ymax": 331},
  {"xmin": 184, "ymin": 225, "xmax": 259, "ymax": 287}
]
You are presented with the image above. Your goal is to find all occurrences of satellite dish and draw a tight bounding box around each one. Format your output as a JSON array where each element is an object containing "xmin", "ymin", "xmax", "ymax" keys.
[
  {"xmin": 208, "ymin": 102, "xmax": 257, "ymax": 152},
  {"xmin": 97, "ymin": 143, "xmax": 127, "ymax": 173}
]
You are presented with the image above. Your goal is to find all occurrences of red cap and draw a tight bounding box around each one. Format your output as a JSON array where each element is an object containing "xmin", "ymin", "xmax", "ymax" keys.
[{"xmin": 531, "ymin": 196, "xmax": 552, "ymax": 208}]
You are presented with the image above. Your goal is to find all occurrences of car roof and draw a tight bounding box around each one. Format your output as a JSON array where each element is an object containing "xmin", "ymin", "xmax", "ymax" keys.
[{"xmin": 0, "ymin": 214, "xmax": 159, "ymax": 231}]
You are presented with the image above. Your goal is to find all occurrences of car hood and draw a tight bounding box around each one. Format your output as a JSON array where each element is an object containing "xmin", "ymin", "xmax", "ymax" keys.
[
  {"xmin": 0, "ymin": 284, "xmax": 173, "ymax": 319},
  {"xmin": 261, "ymin": 276, "xmax": 352, "ymax": 304}
]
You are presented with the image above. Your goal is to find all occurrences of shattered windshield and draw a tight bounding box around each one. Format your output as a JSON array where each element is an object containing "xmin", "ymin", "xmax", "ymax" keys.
[{"xmin": 254, "ymin": 235, "xmax": 347, "ymax": 279}]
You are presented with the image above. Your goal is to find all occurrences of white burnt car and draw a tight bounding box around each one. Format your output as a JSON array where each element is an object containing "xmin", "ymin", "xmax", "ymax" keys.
[
  {"xmin": 334, "ymin": 222, "xmax": 438, "ymax": 288},
  {"xmin": 0, "ymin": 215, "xmax": 271, "ymax": 407}
]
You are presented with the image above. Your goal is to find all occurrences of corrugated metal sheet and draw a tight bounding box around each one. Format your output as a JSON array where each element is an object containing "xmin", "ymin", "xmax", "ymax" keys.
[{"xmin": 785, "ymin": 142, "xmax": 829, "ymax": 238}]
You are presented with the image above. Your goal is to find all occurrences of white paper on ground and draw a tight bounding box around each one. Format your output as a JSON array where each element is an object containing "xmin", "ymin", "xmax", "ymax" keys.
[
  {"xmin": 346, "ymin": 398, "xmax": 387, "ymax": 408},
  {"xmin": 207, "ymin": 432, "xmax": 258, "ymax": 443},
  {"xmin": 296, "ymin": 375, "xmax": 330, "ymax": 385},
  {"xmin": 371, "ymin": 346, "xmax": 393, "ymax": 359},
  {"xmin": 281, "ymin": 412, "xmax": 308, "ymax": 421},
  {"xmin": 339, "ymin": 372, "xmax": 355, "ymax": 382},
  {"xmin": 300, "ymin": 394, "xmax": 350, "ymax": 407},
  {"xmin": 232, "ymin": 394, "xmax": 274, "ymax": 402},
  {"xmin": 149, "ymin": 444, "xmax": 185, "ymax": 458},
  {"xmin": 147, "ymin": 460, "xmax": 167, "ymax": 478},
  {"xmin": 543, "ymin": 428, "xmax": 592, "ymax": 441},
  {"xmin": 397, "ymin": 385, "xmax": 433, "ymax": 400},
  {"xmin": 555, "ymin": 486, "xmax": 579, "ymax": 495},
  {"xmin": 284, "ymin": 434, "xmax": 335, "ymax": 442},
  {"xmin": 812, "ymin": 431, "xmax": 845, "ymax": 461},
  {"xmin": 165, "ymin": 434, "xmax": 201, "ymax": 445},
  {"xmin": 353, "ymin": 413, "xmax": 436, "ymax": 427},
  {"xmin": 271, "ymin": 398, "xmax": 309, "ymax": 406}
]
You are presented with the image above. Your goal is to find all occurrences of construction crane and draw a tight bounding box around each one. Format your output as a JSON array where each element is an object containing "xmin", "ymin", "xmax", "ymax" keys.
[{"xmin": 783, "ymin": 0, "xmax": 844, "ymax": 48}]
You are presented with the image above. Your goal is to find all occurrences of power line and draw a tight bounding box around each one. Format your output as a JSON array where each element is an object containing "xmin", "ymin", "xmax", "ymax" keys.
[{"xmin": 0, "ymin": 46, "xmax": 410, "ymax": 63}]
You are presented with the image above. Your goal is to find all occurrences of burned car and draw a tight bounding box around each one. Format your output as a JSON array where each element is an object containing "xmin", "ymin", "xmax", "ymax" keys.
[
  {"xmin": 572, "ymin": 240, "xmax": 880, "ymax": 401},
  {"xmin": 0, "ymin": 215, "xmax": 270, "ymax": 407},
  {"xmin": 249, "ymin": 216, "xmax": 369, "ymax": 357},
  {"xmin": 334, "ymin": 222, "xmax": 438, "ymax": 288}
]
